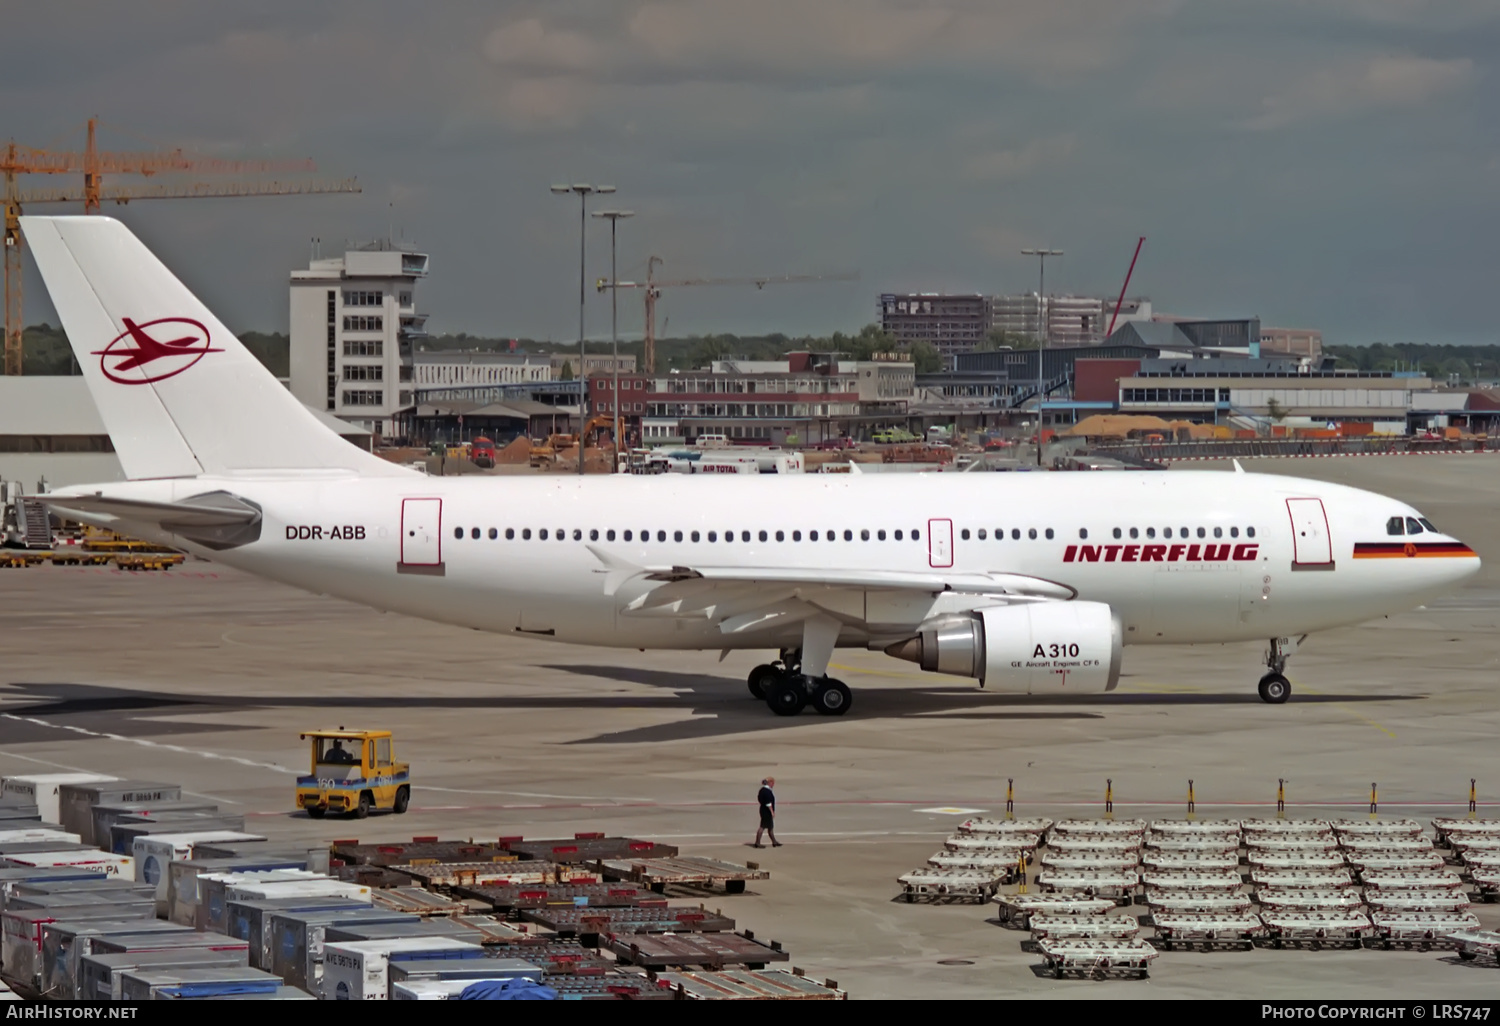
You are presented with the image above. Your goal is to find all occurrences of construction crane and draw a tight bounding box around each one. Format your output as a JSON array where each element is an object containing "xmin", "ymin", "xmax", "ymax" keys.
[
  {"xmin": 3, "ymin": 117, "xmax": 360, "ymax": 374},
  {"xmin": 598, "ymin": 257, "xmax": 858, "ymax": 373}
]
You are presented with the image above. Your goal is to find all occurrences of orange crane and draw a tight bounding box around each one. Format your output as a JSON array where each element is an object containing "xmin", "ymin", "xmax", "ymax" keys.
[
  {"xmin": 3, "ymin": 117, "xmax": 360, "ymax": 374},
  {"xmin": 598, "ymin": 257, "xmax": 858, "ymax": 373}
]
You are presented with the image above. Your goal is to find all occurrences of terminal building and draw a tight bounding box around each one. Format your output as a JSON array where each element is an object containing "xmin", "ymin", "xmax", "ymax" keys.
[{"xmin": 288, "ymin": 242, "xmax": 431, "ymax": 440}]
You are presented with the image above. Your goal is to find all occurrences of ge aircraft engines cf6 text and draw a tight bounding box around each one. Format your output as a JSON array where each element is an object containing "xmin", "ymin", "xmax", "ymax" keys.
[{"xmin": 21, "ymin": 217, "xmax": 1482, "ymax": 716}]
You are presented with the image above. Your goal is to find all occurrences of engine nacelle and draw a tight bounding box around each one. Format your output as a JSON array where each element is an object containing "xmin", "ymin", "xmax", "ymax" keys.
[{"xmin": 884, "ymin": 601, "xmax": 1123, "ymax": 693}]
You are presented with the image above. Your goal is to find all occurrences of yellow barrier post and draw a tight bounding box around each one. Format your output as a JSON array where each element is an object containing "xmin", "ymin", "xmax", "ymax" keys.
[
  {"xmin": 1277, "ymin": 778, "xmax": 1286, "ymax": 819},
  {"xmin": 1105, "ymin": 778, "xmax": 1114, "ymax": 819},
  {"xmin": 1369, "ymin": 782, "xmax": 1378, "ymax": 819},
  {"xmin": 1016, "ymin": 853, "xmax": 1027, "ymax": 894},
  {"xmin": 1187, "ymin": 779, "xmax": 1196, "ymax": 819},
  {"xmin": 1469, "ymin": 778, "xmax": 1478, "ymax": 820},
  {"xmin": 1006, "ymin": 778, "xmax": 1015, "ymax": 821}
]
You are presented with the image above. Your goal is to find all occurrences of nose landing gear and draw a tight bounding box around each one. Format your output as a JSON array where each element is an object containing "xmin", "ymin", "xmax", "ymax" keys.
[{"xmin": 1259, "ymin": 635, "xmax": 1305, "ymax": 704}]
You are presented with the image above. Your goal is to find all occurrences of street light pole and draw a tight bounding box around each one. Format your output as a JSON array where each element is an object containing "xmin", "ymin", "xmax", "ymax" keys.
[
  {"xmin": 551, "ymin": 183, "xmax": 615, "ymax": 474},
  {"xmin": 1021, "ymin": 247, "xmax": 1063, "ymax": 466},
  {"xmin": 593, "ymin": 209, "xmax": 635, "ymax": 472}
]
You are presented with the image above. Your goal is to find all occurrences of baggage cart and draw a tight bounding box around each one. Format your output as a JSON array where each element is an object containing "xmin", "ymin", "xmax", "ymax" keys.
[
  {"xmin": 1370, "ymin": 911, "xmax": 1481, "ymax": 948},
  {"xmin": 1050, "ymin": 819, "xmax": 1147, "ymax": 836},
  {"xmin": 393, "ymin": 860, "xmax": 554, "ymax": 891},
  {"xmin": 450, "ymin": 882, "xmax": 660, "ymax": 912},
  {"xmin": 1140, "ymin": 869, "xmax": 1244, "ymax": 893},
  {"xmin": 1035, "ymin": 870, "xmax": 1138, "ymax": 900},
  {"xmin": 1432, "ymin": 819, "xmax": 1500, "ymax": 848},
  {"xmin": 1028, "ymin": 914, "xmax": 1139, "ymax": 941},
  {"xmin": 594, "ymin": 856, "xmax": 769, "ymax": 894},
  {"xmin": 1245, "ymin": 836, "xmax": 1339, "ymax": 853},
  {"xmin": 1469, "ymin": 869, "xmax": 1500, "ymax": 900},
  {"xmin": 957, "ymin": 816, "xmax": 1052, "ymax": 838},
  {"xmin": 369, "ymin": 886, "xmax": 467, "ymax": 917},
  {"xmin": 1141, "ymin": 852, "xmax": 1238, "ymax": 871},
  {"xmin": 608, "ymin": 930, "xmax": 786, "ymax": 969},
  {"xmin": 1044, "ymin": 835, "xmax": 1143, "ymax": 854},
  {"xmin": 653, "ymin": 968, "xmax": 842, "ymax": 1001},
  {"xmin": 1036, "ymin": 938, "xmax": 1157, "ymax": 979},
  {"xmin": 1261, "ymin": 910, "xmax": 1371, "ymax": 947},
  {"xmin": 1040, "ymin": 852, "xmax": 1140, "ymax": 872},
  {"xmin": 333, "ymin": 839, "xmax": 514, "ymax": 867},
  {"xmin": 1246, "ymin": 851, "xmax": 1346, "ymax": 870},
  {"xmin": 1241, "ymin": 819, "xmax": 1331, "ymax": 836},
  {"xmin": 1446, "ymin": 927, "xmax": 1500, "ymax": 964},
  {"xmin": 1341, "ymin": 837, "xmax": 1437, "ymax": 854},
  {"xmin": 1253, "ymin": 888, "xmax": 1363, "ymax": 911},
  {"xmin": 992, "ymin": 893, "xmax": 1114, "ymax": 928},
  {"xmin": 1144, "ymin": 891, "xmax": 1252, "ymax": 914},
  {"xmin": 1345, "ymin": 853, "xmax": 1445, "ymax": 873},
  {"xmin": 1152, "ymin": 911, "xmax": 1263, "ymax": 949},
  {"xmin": 1144, "ymin": 837, "xmax": 1239, "ymax": 853},
  {"xmin": 78, "ymin": 947, "xmax": 248, "ymax": 1002},
  {"xmin": 926, "ymin": 851, "xmax": 1027, "ymax": 879},
  {"xmin": 1359, "ymin": 869, "xmax": 1464, "ymax": 891},
  {"xmin": 943, "ymin": 833, "xmax": 1037, "ymax": 853},
  {"xmin": 1363, "ymin": 890, "xmax": 1472, "ymax": 913},
  {"xmin": 1147, "ymin": 820, "xmax": 1241, "ymax": 837},
  {"xmin": 1329, "ymin": 818, "xmax": 1423, "ymax": 838},
  {"xmin": 898, "ymin": 867, "xmax": 1002, "ymax": 903},
  {"xmin": 1249, "ymin": 868, "xmax": 1353, "ymax": 889},
  {"xmin": 521, "ymin": 906, "xmax": 734, "ymax": 943},
  {"xmin": 502, "ymin": 836, "xmax": 678, "ymax": 864}
]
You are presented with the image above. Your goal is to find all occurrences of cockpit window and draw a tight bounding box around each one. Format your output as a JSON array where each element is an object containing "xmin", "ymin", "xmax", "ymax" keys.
[
  {"xmin": 1418, "ymin": 517, "xmax": 1438, "ymax": 533},
  {"xmin": 1386, "ymin": 516, "xmax": 1404, "ymax": 536},
  {"xmin": 1405, "ymin": 517, "xmax": 1424, "ymax": 535}
]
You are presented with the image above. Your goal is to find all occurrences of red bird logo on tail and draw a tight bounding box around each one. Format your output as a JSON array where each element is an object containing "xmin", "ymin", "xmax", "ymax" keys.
[{"xmin": 93, "ymin": 317, "xmax": 222, "ymax": 384}]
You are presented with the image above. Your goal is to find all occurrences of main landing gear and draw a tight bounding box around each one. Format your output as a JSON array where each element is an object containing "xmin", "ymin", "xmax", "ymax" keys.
[
  {"xmin": 1258, "ymin": 635, "xmax": 1305, "ymax": 705},
  {"xmin": 747, "ymin": 646, "xmax": 853, "ymax": 717}
]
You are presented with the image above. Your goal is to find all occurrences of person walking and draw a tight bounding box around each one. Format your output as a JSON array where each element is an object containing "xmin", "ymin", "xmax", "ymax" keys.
[{"xmin": 753, "ymin": 777, "xmax": 782, "ymax": 848}]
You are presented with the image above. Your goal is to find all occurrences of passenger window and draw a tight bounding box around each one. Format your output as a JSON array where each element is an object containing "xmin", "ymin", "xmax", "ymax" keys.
[
  {"xmin": 506, "ymin": 528, "xmax": 515, "ymax": 540},
  {"xmin": 878, "ymin": 529, "xmax": 886, "ymax": 541},
  {"xmin": 793, "ymin": 530, "xmax": 801, "ymax": 541},
  {"xmin": 623, "ymin": 530, "xmax": 632, "ymax": 541},
  {"xmin": 1028, "ymin": 528, "xmax": 1037, "ymax": 540},
  {"xmin": 690, "ymin": 531, "xmax": 700, "ymax": 542},
  {"xmin": 742, "ymin": 531, "xmax": 751, "ymax": 542},
  {"xmin": 961, "ymin": 529, "xmax": 971, "ymax": 540},
  {"xmin": 759, "ymin": 530, "xmax": 768, "ymax": 542},
  {"xmin": 1112, "ymin": 528, "xmax": 1121, "ymax": 539},
  {"xmin": 674, "ymin": 530, "xmax": 684, "ymax": 542},
  {"xmin": 1129, "ymin": 528, "xmax": 1139, "ymax": 539},
  {"xmin": 724, "ymin": 531, "xmax": 733, "ymax": 543},
  {"xmin": 1163, "ymin": 528, "xmax": 1172, "ymax": 539},
  {"xmin": 1079, "ymin": 528, "xmax": 1088, "ymax": 540},
  {"xmin": 775, "ymin": 530, "xmax": 785, "ymax": 542},
  {"xmin": 539, "ymin": 528, "xmax": 548, "ymax": 540},
  {"xmin": 522, "ymin": 528, "xmax": 531, "ymax": 540},
  {"xmin": 1230, "ymin": 527, "xmax": 1239, "ymax": 538},
  {"xmin": 488, "ymin": 528, "xmax": 497, "ymax": 540},
  {"xmin": 977, "ymin": 529, "xmax": 987, "ymax": 540},
  {"xmin": 1011, "ymin": 529, "xmax": 1020, "ymax": 540},
  {"xmin": 557, "ymin": 530, "xmax": 565, "ymax": 542},
  {"xmin": 1213, "ymin": 527, "xmax": 1223, "ymax": 538},
  {"xmin": 895, "ymin": 529, "xmax": 903, "ymax": 541},
  {"xmin": 1045, "ymin": 528, "xmax": 1054, "ymax": 540},
  {"xmin": 1247, "ymin": 527, "xmax": 1255, "ymax": 538},
  {"xmin": 454, "ymin": 527, "xmax": 463, "ymax": 540},
  {"xmin": 810, "ymin": 530, "xmax": 819, "ymax": 541},
  {"xmin": 1197, "ymin": 527, "xmax": 1206, "ymax": 538},
  {"xmin": 708, "ymin": 531, "xmax": 717, "ymax": 542},
  {"xmin": 861, "ymin": 529, "xmax": 870, "ymax": 541},
  {"xmin": 657, "ymin": 530, "xmax": 666, "ymax": 542},
  {"xmin": 1405, "ymin": 517, "xmax": 1423, "ymax": 535},
  {"xmin": 1180, "ymin": 527, "xmax": 1188, "ymax": 538},
  {"xmin": 606, "ymin": 529, "xmax": 615, "ymax": 541},
  {"xmin": 1145, "ymin": 527, "xmax": 1155, "ymax": 539},
  {"xmin": 912, "ymin": 529, "xmax": 920, "ymax": 540},
  {"xmin": 844, "ymin": 530, "xmax": 853, "ymax": 541},
  {"xmin": 573, "ymin": 529, "xmax": 582, "ymax": 541}
]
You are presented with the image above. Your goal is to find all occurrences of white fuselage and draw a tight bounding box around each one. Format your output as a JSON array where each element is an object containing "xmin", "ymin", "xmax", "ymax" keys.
[{"xmin": 77, "ymin": 468, "xmax": 1479, "ymax": 655}]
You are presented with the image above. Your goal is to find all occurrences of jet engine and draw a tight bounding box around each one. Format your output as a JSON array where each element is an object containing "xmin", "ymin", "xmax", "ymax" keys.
[{"xmin": 884, "ymin": 601, "xmax": 1123, "ymax": 693}]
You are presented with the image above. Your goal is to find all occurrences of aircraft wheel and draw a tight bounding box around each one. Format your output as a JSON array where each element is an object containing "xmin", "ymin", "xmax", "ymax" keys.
[
  {"xmin": 812, "ymin": 678, "xmax": 853, "ymax": 716},
  {"xmin": 1258, "ymin": 673, "xmax": 1291, "ymax": 704},
  {"xmin": 766, "ymin": 678, "xmax": 807, "ymax": 716},
  {"xmin": 748, "ymin": 663, "xmax": 781, "ymax": 700}
]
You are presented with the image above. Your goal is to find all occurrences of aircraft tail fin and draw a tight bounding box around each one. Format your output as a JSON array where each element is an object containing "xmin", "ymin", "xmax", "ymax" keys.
[{"xmin": 20, "ymin": 215, "xmax": 408, "ymax": 479}]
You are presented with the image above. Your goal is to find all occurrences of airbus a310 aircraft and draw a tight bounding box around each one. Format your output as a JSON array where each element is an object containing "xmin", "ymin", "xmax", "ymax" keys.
[{"xmin": 22, "ymin": 217, "xmax": 1481, "ymax": 716}]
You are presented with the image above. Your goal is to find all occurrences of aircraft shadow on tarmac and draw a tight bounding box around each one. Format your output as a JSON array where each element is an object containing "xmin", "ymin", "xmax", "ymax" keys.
[{"xmin": 0, "ymin": 670, "xmax": 1425, "ymax": 748}]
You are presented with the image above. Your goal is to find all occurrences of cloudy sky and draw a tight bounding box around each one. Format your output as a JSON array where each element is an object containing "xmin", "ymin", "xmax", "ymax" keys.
[{"xmin": 10, "ymin": 1, "xmax": 1500, "ymax": 344}]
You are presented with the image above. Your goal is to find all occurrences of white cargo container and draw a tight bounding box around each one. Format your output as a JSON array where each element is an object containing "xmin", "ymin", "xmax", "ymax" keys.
[
  {"xmin": 321, "ymin": 937, "xmax": 484, "ymax": 1000},
  {"xmin": 0, "ymin": 774, "xmax": 117, "ymax": 826},
  {"xmin": 194, "ymin": 871, "xmax": 328, "ymax": 931},
  {"xmin": 131, "ymin": 832, "xmax": 267, "ymax": 913},
  {"xmin": 392, "ymin": 977, "xmax": 542, "ymax": 1000},
  {"xmin": 0, "ymin": 829, "xmax": 80, "ymax": 846},
  {"xmin": 2, "ymin": 850, "xmax": 133, "ymax": 877}
]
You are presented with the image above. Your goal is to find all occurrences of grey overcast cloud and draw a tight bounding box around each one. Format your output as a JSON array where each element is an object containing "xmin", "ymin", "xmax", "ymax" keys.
[{"xmin": 9, "ymin": 1, "xmax": 1500, "ymax": 344}]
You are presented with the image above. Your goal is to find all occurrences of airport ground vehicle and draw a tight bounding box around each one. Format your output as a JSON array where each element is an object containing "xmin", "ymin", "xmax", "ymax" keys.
[
  {"xmin": 470, "ymin": 437, "xmax": 496, "ymax": 469},
  {"xmin": 295, "ymin": 730, "xmax": 410, "ymax": 819}
]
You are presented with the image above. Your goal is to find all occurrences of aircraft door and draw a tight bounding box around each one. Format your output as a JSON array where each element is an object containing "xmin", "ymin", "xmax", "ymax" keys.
[
  {"xmin": 1286, "ymin": 497, "xmax": 1334, "ymax": 569},
  {"xmin": 399, "ymin": 497, "xmax": 445, "ymax": 575},
  {"xmin": 928, "ymin": 518, "xmax": 953, "ymax": 568}
]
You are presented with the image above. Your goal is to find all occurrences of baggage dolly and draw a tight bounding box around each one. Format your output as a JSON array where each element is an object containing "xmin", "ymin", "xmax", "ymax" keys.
[
  {"xmin": 1152, "ymin": 911, "xmax": 1263, "ymax": 950},
  {"xmin": 992, "ymin": 893, "xmax": 1115, "ymax": 929},
  {"xmin": 1445, "ymin": 927, "xmax": 1500, "ymax": 964},
  {"xmin": 1370, "ymin": 911, "xmax": 1481, "ymax": 949},
  {"xmin": 1028, "ymin": 914, "xmax": 1139, "ymax": 942},
  {"xmin": 1260, "ymin": 909, "xmax": 1372, "ymax": 949},
  {"xmin": 897, "ymin": 867, "xmax": 1003, "ymax": 903},
  {"xmin": 1036, "ymin": 938, "xmax": 1158, "ymax": 980}
]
